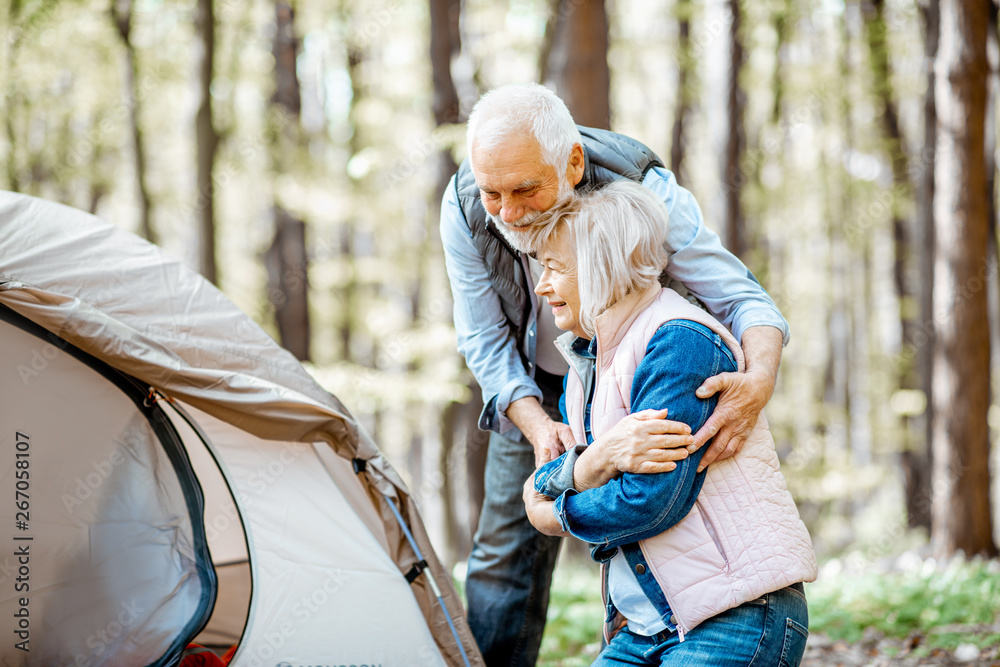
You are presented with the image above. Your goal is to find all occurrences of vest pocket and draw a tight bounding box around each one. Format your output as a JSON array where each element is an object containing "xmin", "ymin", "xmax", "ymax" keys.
[
  {"xmin": 642, "ymin": 501, "xmax": 729, "ymax": 586},
  {"xmin": 698, "ymin": 501, "xmax": 729, "ymax": 568}
]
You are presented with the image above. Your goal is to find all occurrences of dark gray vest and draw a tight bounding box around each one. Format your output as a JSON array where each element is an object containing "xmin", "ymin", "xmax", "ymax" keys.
[{"xmin": 453, "ymin": 126, "xmax": 664, "ymax": 368}]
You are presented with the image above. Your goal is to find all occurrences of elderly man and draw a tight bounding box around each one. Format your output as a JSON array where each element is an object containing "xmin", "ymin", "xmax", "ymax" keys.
[{"xmin": 440, "ymin": 84, "xmax": 788, "ymax": 667}]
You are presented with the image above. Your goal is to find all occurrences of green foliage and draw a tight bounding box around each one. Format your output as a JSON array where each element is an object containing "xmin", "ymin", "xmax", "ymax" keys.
[
  {"xmin": 535, "ymin": 556, "xmax": 1000, "ymax": 663},
  {"xmin": 808, "ymin": 556, "xmax": 1000, "ymax": 652},
  {"xmin": 538, "ymin": 562, "xmax": 603, "ymax": 667}
]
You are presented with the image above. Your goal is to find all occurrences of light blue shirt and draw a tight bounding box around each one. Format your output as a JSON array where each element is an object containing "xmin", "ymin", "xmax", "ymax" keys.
[
  {"xmin": 440, "ymin": 165, "xmax": 789, "ymax": 438},
  {"xmin": 609, "ymin": 550, "xmax": 666, "ymax": 635}
]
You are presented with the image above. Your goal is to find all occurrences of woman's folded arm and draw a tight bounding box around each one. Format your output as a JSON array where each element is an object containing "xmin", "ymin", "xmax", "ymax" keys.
[{"xmin": 548, "ymin": 321, "xmax": 737, "ymax": 548}]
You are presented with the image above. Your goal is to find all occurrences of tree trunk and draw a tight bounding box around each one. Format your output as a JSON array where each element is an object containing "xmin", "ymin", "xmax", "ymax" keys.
[
  {"xmin": 910, "ymin": 0, "xmax": 939, "ymax": 532},
  {"xmin": 430, "ymin": 0, "xmax": 461, "ymax": 126},
  {"xmin": 5, "ymin": 90, "xmax": 20, "ymax": 193},
  {"xmin": 268, "ymin": 1, "xmax": 310, "ymax": 361},
  {"xmin": 861, "ymin": 0, "xmax": 927, "ymax": 530},
  {"xmin": 670, "ymin": 0, "xmax": 692, "ymax": 182},
  {"xmin": 930, "ymin": 0, "xmax": 997, "ymax": 559},
  {"xmin": 840, "ymin": 5, "xmax": 874, "ymax": 475},
  {"xmin": 5, "ymin": 3, "xmax": 21, "ymax": 193},
  {"xmin": 542, "ymin": 0, "xmax": 610, "ymax": 129},
  {"xmin": 337, "ymin": 221, "xmax": 355, "ymax": 363},
  {"xmin": 430, "ymin": 0, "xmax": 468, "ymax": 564},
  {"xmin": 265, "ymin": 209, "xmax": 311, "ymax": 361},
  {"xmin": 194, "ymin": 0, "xmax": 219, "ymax": 285},
  {"xmin": 723, "ymin": 0, "xmax": 747, "ymax": 259},
  {"xmin": 338, "ymin": 44, "xmax": 365, "ymax": 364},
  {"xmin": 112, "ymin": 0, "xmax": 155, "ymax": 244},
  {"xmin": 271, "ymin": 1, "xmax": 300, "ymax": 117},
  {"xmin": 537, "ymin": 0, "xmax": 563, "ymax": 85},
  {"xmin": 462, "ymin": 381, "xmax": 488, "ymax": 541},
  {"xmin": 771, "ymin": 0, "xmax": 790, "ymax": 125},
  {"xmin": 821, "ymin": 15, "xmax": 854, "ymax": 462},
  {"xmin": 988, "ymin": 1, "xmax": 998, "ymax": 258}
]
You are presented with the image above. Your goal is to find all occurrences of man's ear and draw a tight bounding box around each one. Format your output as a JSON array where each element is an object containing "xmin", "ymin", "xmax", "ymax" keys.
[{"xmin": 566, "ymin": 143, "xmax": 585, "ymax": 187}]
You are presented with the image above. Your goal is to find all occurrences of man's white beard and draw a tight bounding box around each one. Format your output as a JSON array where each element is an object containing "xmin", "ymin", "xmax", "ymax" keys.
[
  {"xmin": 489, "ymin": 208, "xmax": 542, "ymax": 253},
  {"xmin": 488, "ymin": 178, "xmax": 574, "ymax": 253}
]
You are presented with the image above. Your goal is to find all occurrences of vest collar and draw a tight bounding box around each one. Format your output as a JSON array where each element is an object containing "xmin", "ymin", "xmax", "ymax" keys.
[{"xmin": 593, "ymin": 284, "xmax": 662, "ymax": 368}]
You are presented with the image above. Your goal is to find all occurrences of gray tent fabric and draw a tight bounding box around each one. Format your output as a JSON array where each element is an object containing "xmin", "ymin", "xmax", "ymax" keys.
[
  {"xmin": 1, "ymin": 307, "xmax": 216, "ymax": 665},
  {"xmin": 0, "ymin": 191, "xmax": 483, "ymax": 666}
]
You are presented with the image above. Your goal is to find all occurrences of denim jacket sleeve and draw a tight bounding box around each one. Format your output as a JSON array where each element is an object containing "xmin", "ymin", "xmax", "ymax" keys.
[
  {"xmin": 645, "ymin": 167, "xmax": 790, "ymax": 346},
  {"xmin": 440, "ymin": 176, "xmax": 541, "ymax": 436},
  {"xmin": 548, "ymin": 321, "xmax": 739, "ymax": 548},
  {"xmin": 534, "ymin": 354, "xmax": 588, "ymax": 497},
  {"xmin": 534, "ymin": 445, "xmax": 588, "ymax": 499}
]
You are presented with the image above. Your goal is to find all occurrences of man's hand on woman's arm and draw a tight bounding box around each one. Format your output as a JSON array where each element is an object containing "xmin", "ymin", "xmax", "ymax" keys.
[
  {"xmin": 506, "ymin": 396, "xmax": 575, "ymax": 467},
  {"xmin": 690, "ymin": 325, "xmax": 782, "ymax": 472}
]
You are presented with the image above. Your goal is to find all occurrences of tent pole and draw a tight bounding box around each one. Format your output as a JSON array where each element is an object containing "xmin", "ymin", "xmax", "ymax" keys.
[{"xmin": 381, "ymin": 491, "xmax": 474, "ymax": 667}]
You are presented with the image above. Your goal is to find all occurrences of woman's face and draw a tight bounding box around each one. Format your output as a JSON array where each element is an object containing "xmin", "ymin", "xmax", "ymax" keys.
[{"xmin": 534, "ymin": 228, "xmax": 587, "ymax": 338}]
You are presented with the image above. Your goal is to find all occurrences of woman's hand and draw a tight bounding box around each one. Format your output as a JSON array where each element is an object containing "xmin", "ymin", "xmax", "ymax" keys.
[
  {"xmin": 522, "ymin": 475, "xmax": 569, "ymax": 537},
  {"xmin": 572, "ymin": 408, "xmax": 693, "ymax": 491}
]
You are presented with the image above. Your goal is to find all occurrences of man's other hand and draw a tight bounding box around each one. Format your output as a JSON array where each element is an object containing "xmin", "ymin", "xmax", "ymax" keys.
[{"xmin": 506, "ymin": 396, "xmax": 575, "ymax": 467}]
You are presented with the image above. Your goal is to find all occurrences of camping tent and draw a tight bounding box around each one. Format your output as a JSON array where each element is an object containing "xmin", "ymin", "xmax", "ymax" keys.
[{"xmin": 0, "ymin": 191, "xmax": 483, "ymax": 667}]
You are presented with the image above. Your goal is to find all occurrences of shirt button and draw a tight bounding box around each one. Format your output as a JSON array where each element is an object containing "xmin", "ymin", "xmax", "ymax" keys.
[
  {"xmin": 634, "ymin": 564, "xmax": 646, "ymax": 575},
  {"xmin": 669, "ymin": 614, "xmax": 677, "ymax": 625},
  {"xmin": 529, "ymin": 330, "xmax": 534, "ymax": 337}
]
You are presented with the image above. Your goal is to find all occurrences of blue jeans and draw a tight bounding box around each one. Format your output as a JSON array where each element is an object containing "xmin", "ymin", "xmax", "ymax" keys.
[
  {"xmin": 593, "ymin": 583, "xmax": 809, "ymax": 667},
  {"xmin": 466, "ymin": 430, "xmax": 561, "ymax": 667}
]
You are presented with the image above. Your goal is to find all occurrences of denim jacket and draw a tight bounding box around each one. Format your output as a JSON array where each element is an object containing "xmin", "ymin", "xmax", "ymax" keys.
[{"xmin": 440, "ymin": 165, "xmax": 789, "ymax": 437}]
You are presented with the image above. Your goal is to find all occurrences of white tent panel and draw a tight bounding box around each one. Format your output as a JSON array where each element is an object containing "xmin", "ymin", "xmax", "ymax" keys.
[
  {"xmin": 179, "ymin": 405, "xmax": 446, "ymax": 667},
  {"xmin": 180, "ymin": 415, "xmax": 249, "ymax": 566},
  {"xmin": 312, "ymin": 443, "xmax": 393, "ymax": 558},
  {"xmin": 168, "ymin": 405, "xmax": 252, "ymax": 650}
]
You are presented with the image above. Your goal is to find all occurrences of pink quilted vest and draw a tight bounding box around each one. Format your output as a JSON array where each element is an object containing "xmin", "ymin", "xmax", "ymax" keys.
[{"xmin": 558, "ymin": 285, "xmax": 817, "ymax": 641}]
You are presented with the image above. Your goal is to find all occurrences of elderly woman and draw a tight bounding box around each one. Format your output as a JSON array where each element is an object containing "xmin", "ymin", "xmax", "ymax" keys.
[{"xmin": 522, "ymin": 181, "xmax": 817, "ymax": 666}]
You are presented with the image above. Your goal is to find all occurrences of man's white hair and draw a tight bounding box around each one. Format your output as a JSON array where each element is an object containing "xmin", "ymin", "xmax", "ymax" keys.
[
  {"xmin": 529, "ymin": 180, "xmax": 669, "ymax": 336},
  {"xmin": 467, "ymin": 83, "xmax": 583, "ymax": 171}
]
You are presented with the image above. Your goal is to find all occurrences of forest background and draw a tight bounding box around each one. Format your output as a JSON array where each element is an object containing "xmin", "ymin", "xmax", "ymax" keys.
[{"xmin": 3, "ymin": 0, "xmax": 1000, "ymax": 662}]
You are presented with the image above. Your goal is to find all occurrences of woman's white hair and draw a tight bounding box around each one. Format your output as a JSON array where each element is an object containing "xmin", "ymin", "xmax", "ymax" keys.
[
  {"xmin": 467, "ymin": 84, "xmax": 582, "ymax": 171},
  {"xmin": 530, "ymin": 180, "xmax": 669, "ymax": 336}
]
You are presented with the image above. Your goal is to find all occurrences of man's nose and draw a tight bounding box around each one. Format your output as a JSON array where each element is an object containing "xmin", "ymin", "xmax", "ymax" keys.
[{"xmin": 500, "ymin": 195, "xmax": 523, "ymax": 224}]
